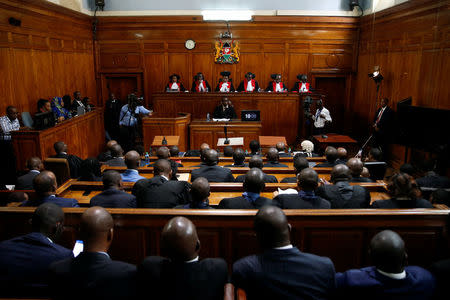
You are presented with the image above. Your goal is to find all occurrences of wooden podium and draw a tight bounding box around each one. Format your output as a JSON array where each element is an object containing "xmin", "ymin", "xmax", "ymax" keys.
[
  {"xmin": 151, "ymin": 136, "xmax": 180, "ymax": 151},
  {"xmin": 142, "ymin": 113, "xmax": 190, "ymax": 152},
  {"xmin": 259, "ymin": 136, "xmax": 287, "ymax": 153}
]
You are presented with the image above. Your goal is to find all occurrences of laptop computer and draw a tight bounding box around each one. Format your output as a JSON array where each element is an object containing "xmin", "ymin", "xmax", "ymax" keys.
[{"xmin": 241, "ymin": 110, "xmax": 260, "ymax": 121}]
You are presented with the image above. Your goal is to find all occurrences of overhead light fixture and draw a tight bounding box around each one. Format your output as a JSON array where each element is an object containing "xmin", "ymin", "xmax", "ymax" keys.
[{"xmin": 201, "ymin": 10, "xmax": 253, "ymax": 21}]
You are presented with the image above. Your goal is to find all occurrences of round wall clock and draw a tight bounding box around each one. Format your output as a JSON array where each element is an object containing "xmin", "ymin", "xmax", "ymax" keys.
[{"xmin": 185, "ymin": 39, "xmax": 196, "ymax": 50}]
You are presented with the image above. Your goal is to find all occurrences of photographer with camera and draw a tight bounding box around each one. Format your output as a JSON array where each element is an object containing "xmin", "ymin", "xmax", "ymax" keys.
[
  {"xmin": 119, "ymin": 94, "xmax": 152, "ymax": 152},
  {"xmin": 312, "ymin": 99, "xmax": 332, "ymax": 135}
]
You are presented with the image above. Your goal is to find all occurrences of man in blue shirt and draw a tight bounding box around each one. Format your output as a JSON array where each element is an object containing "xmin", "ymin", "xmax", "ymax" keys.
[
  {"xmin": 121, "ymin": 150, "xmax": 146, "ymax": 183},
  {"xmin": 119, "ymin": 94, "xmax": 151, "ymax": 151}
]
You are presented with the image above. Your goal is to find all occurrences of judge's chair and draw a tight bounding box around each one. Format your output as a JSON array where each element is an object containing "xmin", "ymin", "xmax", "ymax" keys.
[{"xmin": 44, "ymin": 158, "xmax": 71, "ymax": 186}]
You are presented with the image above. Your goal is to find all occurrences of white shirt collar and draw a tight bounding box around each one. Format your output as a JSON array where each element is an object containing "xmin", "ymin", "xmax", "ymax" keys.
[
  {"xmin": 30, "ymin": 170, "xmax": 40, "ymax": 174},
  {"xmin": 246, "ymin": 80, "xmax": 253, "ymax": 91},
  {"xmin": 47, "ymin": 237, "xmax": 53, "ymax": 244},
  {"xmin": 185, "ymin": 256, "xmax": 199, "ymax": 263},
  {"xmin": 161, "ymin": 175, "xmax": 169, "ymax": 181},
  {"xmin": 376, "ymin": 269, "xmax": 406, "ymax": 280},
  {"xmin": 273, "ymin": 244, "xmax": 293, "ymax": 250},
  {"xmin": 171, "ymin": 82, "xmax": 179, "ymax": 89}
]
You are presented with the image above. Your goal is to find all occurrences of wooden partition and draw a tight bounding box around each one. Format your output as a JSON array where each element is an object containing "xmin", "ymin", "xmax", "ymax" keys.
[
  {"xmin": 0, "ymin": 207, "xmax": 448, "ymax": 272},
  {"xmin": 0, "ymin": 0, "xmax": 96, "ymax": 115},
  {"xmin": 142, "ymin": 112, "xmax": 191, "ymax": 151},
  {"xmin": 11, "ymin": 109, "xmax": 105, "ymax": 170}
]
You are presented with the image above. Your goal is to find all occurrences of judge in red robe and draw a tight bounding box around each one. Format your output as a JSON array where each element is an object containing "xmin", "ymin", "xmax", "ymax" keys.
[
  {"xmin": 292, "ymin": 74, "xmax": 312, "ymax": 93},
  {"xmin": 165, "ymin": 74, "xmax": 186, "ymax": 92},
  {"xmin": 265, "ymin": 74, "xmax": 288, "ymax": 92},
  {"xmin": 215, "ymin": 71, "xmax": 235, "ymax": 92},
  {"xmin": 237, "ymin": 72, "xmax": 260, "ymax": 92},
  {"xmin": 191, "ymin": 72, "xmax": 211, "ymax": 92}
]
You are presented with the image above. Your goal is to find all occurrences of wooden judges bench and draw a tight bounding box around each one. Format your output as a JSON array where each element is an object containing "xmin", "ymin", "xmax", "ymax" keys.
[
  {"xmin": 0, "ymin": 207, "xmax": 448, "ymax": 273},
  {"xmin": 11, "ymin": 109, "xmax": 105, "ymax": 170},
  {"xmin": 151, "ymin": 92, "xmax": 302, "ymax": 145}
]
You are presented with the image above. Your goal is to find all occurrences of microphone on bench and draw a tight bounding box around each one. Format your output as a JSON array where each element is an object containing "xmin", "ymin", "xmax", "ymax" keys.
[{"xmin": 224, "ymin": 123, "xmax": 230, "ymax": 145}]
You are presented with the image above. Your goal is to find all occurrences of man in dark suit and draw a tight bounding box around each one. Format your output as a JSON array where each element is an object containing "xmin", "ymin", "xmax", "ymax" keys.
[
  {"xmin": 97, "ymin": 140, "xmax": 118, "ymax": 162},
  {"xmin": 276, "ymin": 142, "xmax": 291, "ymax": 157},
  {"xmin": 105, "ymin": 143, "xmax": 126, "ymax": 167},
  {"xmin": 373, "ymin": 97, "xmax": 394, "ymax": 160},
  {"xmin": 336, "ymin": 230, "xmax": 435, "ymax": 300},
  {"xmin": 49, "ymin": 207, "xmax": 137, "ymax": 300},
  {"xmin": 134, "ymin": 159, "xmax": 191, "ymax": 208},
  {"xmin": 90, "ymin": 170, "xmax": 136, "ymax": 208},
  {"xmin": 235, "ymin": 156, "xmax": 278, "ymax": 183},
  {"xmin": 104, "ymin": 93, "xmax": 122, "ymax": 141},
  {"xmin": 431, "ymin": 258, "xmax": 450, "ymax": 300},
  {"xmin": 191, "ymin": 149, "xmax": 234, "ymax": 182},
  {"xmin": 316, "ymin": 146, "xmax": 339, "ymax": 168},
  {"xmin": 224, "ymin": 148, "xmax": 248, "ymax": 167},
  {"xmin": 70, "ymin": 90, "xmax": 85, "ymax": 115},
  {"xmin": 16, "ymin": 157, "xmax": 43, "ymax": 190},
  {"xmin": 22, "ymin": 171, "xmax": 79, "ymax": 207},
  {"xmin": 316, "ymin": 164, "xmax": 371, "ymax": 208},
  {"xmin": 232, "ymin": 206, "xmax": 336, "ymax": 299},
  {"xmin": 212, "ymin": 97, "xmax": 237, "ymax": 119},
  {"xmin": 0, "ymin": 203, "xmax": 73, "ymax": 298},
  {"xmin": 336, "ymin": 147, "xmax": 348, "ymax": 165},
  {"xmin": 280, "ymin": 155, "xmax": 309, "ymax": 183},
  {"xmin": 218, "ymin": 168, "xmax": 272, "ymax": 209},
  {"xmin": 274, "ymin": 168, "xmax": 330, "ymax": 209},
  {"xmin": 52, "ymin": 141, "xmax": 82, "ymax": 178},
  {"xmin": 415, "ymin": 159, "xmax": 450, "ymax": 189},
  {"xmin": 147, "ymin": 146, "xmax": 183, "ymax": 180},
  {"xmin": 175, "ymin": 177, "xmax": 213, "ymax": 209},
  {"xmin": 347, "ymin": 158, "xmax": 374, "ymax": 183},
  {"xmin": 264, "ymin": 148, "xmax": 288, "ymax": 168},
  {"xmin": 138, "ymin": 216, "xmax": 228, "ymax": 300}
]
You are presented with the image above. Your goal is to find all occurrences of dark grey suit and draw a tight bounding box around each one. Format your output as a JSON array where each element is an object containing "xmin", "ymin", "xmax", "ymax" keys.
[
  {"xmin": 316, "ymin": 182, "xmax": 370, "ymax": 208},
  {"xmin": 90, "ymin": 188, "xmax": 136, "ymax": 208},
  {"xmin": 191, "ymin": 165, "xmax": 234, "ymax": 182},
  {"xmin": 218, "ymin": 196, "xmax": 273, "ymax": 209},
  {"xmin": 15, "ymin": 170, "xmax": 40, "ymax": 190}
]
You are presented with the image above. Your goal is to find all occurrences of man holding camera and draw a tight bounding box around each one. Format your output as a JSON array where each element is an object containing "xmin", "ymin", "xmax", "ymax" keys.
[
  {"xmin": 312, "ymin": 99, "xmax": 332, "ymax": 135},
  {"xmin": 119, "ymin": 94, "xmax": 152, "ymax": 152}
]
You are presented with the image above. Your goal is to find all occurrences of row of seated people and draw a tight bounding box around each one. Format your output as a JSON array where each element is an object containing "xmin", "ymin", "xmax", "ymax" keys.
[
  {"xmin": 165, "ymin": 72, "xmax": 312, "ymax": 93},
  {"xmin": 8, "ymin": 155, "xmax": 441, "ymax": 209},
  {"xmin": 0, "ymin": 204, "xmax": 447, "ymax": 299}
]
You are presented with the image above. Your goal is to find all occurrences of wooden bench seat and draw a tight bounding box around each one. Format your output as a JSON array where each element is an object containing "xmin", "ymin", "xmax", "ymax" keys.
[{"xmin": 0, "ymin": 207, "xmax": 448, "ymax": 273}]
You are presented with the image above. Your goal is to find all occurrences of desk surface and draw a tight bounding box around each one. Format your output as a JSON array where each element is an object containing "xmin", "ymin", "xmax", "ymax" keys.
[{"xmin": 313, "ymin": 133, "xmax": 357, "ymax": 144}]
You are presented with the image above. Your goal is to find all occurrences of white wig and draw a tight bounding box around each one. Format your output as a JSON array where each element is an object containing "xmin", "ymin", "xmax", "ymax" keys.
[{"xmin": 301, "ymin": 140, "xmax": 314, "ymax": 153}]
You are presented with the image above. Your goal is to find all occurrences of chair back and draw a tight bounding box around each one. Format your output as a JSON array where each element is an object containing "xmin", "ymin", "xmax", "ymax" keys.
[
  {"xmin": 364, "ymin": 161, "xmax": 387, "ymax": 180},
  {"xmin": 44, "ymin": 158, "xmax": 70, "ymax": 186}
]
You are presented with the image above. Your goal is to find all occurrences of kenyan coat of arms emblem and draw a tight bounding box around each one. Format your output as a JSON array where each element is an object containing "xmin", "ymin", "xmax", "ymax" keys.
[{"xmin": 214, "ymin": 40, "xmax": 240, "ymax": 64}]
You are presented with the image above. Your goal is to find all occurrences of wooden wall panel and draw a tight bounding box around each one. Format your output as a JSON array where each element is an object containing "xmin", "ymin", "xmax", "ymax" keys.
[
  {"xmin": 0, "ymin": 0, "xmax": 95, "ymax": 115},
  {"xmin": 96, "ymin": 16, "xmax": 358, "ymax": 110}
]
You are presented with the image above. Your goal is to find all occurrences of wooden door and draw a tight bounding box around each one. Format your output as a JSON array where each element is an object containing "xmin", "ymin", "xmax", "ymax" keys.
[
  {"xmin": 101, "ymin": 73, "xmax": 143, "ymax": 106},
  {"xmin": 314, "ymin": 76, "xmax": 347, "ymax": 133}
]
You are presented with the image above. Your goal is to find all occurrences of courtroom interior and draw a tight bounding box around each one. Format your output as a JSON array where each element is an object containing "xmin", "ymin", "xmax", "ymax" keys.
[{"xmin": 0, "ymin": 0, "xmax": 449, "ymax": 299}]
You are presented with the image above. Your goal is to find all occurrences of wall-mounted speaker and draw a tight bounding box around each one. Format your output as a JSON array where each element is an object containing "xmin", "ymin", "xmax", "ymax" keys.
[{"xmin": 8, "ymin": 17, "xmax": 21, "ymax": 27}]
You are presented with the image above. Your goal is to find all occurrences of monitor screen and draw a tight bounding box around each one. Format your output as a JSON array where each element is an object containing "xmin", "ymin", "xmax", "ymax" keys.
[
  {"xmin": 33, "ymin": 111, "xmax": 55, "ymax": 130},
  {"xmin": 241, "ymin": 110, "xmax": 260, "ymax": 121}
]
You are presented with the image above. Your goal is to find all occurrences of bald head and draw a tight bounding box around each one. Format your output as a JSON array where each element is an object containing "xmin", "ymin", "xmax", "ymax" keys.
[
  {"xmin": 276, "ymin": 142, "xmax": 286, "ymax": 152},
  {"xmin": 124, "ymin": 150, "xmax": 141, "ymax": 169},
  {"xmin": 102, "ymin": 170, "xmax": 122, "ymax": 189},
  {"xmin": 32, "ymin": 202, "xmax": 64, "ymax": 240},
  {"xmin": 254, "ymin": 206, "xmax": 290, "ymax": 249},
  {"xmin": 347, "ymin": 158, "xmax": 364, "ymax": 177},
  {"xmin": 324, "ymin": 146, "xmax": 338, "ymax": 163},
  {"xmin": 80, "ymin": 206, "xmax": 114, "ymax": 252},
  {"xmin": 248, "ymin": 155, "xmax": 263, "ymax": 169},
  {"xmin": 170, "ymin": 146, "xmax": 179, "ymax": 157},
  {"xmin": 337, "ymin": 147, "xmax": 347, "ymax": 160},
  {"xmin": 54, "ymin": 141, "xmax": 67, "ymax": 154},
  {"xmin": 266, "ymin": 148, "xmax": 279, "ymax": 163},
  {"xmin": 153, "ymin": 159, "xmax": 172, "ymax": 177},
  {"xmin": 330, "ymin": 164, "xmax": 351, "ymax": 183},
  {"xmin": 26, "ymin": 157, "xmax": 43, "ymax": 171},
  {"xmin": 370, "ymin": 230, "xmax": 406, "ymax": 273},
  {"xmin": 161, "ymin": 217, "xmax": 200, "ymax": 262},
  {"xmin": 106, "ymin": 140, "xmax": 118, "ymax": 150},
  {"xmin": 298, "ymin": 168, "xmax": 319, "ymax": 191},
  {"xmin": 293, "ymin": 155, "xmax": 309, "ymax": 174},
  {"xmin": 233, "ymin": 148, "xmax": 245, "ymax": 165},
  {"xmin": 361, "ymin": 167, "xmax": 370, "ymax": 178},
  {"xmin": 110, "ymin": 144, "xmax": 124, "ymax": 158},
  {"xmin": 200, "ymin": 143, "xmax": 210, "ymax": 151},
  {"xmin": 204, "ymin": 149, "xmax": 219, "ymax": 166},
  {"xmin": 156, "ymin": 146, "xmax": 170, "ymax": 159},
  {"xmin": 243, "ymin": 168, "xmax": 265, "ymax": 193},
  {"xmin": 223, "ymin": 146, "xmax": 234, "ymax": 157},
  {"xmin": 190, "ymin": 177, "xmax": 210, "ymax": 206},
  {"xmin": 33, "ymin": 170, "xmax": 57, "ymax": 196}
]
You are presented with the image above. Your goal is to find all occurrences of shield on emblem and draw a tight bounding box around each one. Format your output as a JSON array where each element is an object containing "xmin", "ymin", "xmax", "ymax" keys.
[{"xmin": 222, "ymin": 42, "xmax": 231, "ymax": 60}]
